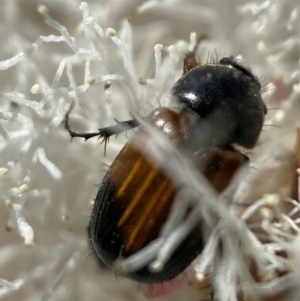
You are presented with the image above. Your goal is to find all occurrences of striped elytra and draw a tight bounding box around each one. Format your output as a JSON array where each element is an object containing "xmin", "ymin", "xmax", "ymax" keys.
[
  {"xmin": 65, "ymin": 50, "xmax": 266, "ymax": 283},
  {"xmin": 88, "ymin": 107, "xmax": 248, "ymax": 282}
]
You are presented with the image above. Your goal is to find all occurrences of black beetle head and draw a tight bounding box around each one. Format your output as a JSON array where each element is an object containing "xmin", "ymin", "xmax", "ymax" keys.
[{"xmin": 171, "ymin": 57, "xmax": 267, "ymax": 148}]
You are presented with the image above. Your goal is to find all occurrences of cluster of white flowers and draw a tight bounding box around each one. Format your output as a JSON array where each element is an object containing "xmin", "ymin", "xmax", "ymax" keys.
[{"xmin": 0, "ymin": 1, "xmax": 300, "ymax": 301}]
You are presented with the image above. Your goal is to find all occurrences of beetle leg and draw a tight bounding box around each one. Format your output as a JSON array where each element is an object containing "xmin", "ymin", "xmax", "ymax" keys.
[
  {"xmin": 183, "ymin": 52, "xmax": 199, "ymax": 74},
  {"xmin": 183, "ymin": 34, "xmax": 208, "ymax": 74},
  {"xmin": 65, "ymin": 102, "xmax": 140, "ymax": 155}
]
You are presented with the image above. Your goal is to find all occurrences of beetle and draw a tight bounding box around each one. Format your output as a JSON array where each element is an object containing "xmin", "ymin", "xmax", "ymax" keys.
[{"xmin": 65, "ymin": 41, "xmax": 266, "ymax": 283}]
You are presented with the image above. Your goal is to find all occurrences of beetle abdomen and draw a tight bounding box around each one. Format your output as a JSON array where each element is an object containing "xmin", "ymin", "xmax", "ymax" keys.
[
  {"xmin": 88, "ymin": 107, "xmax": 248, "ymax": 283},
  {"xmin": 89, "ymin": 108, "xmax": 204, "ymax": 282}
]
